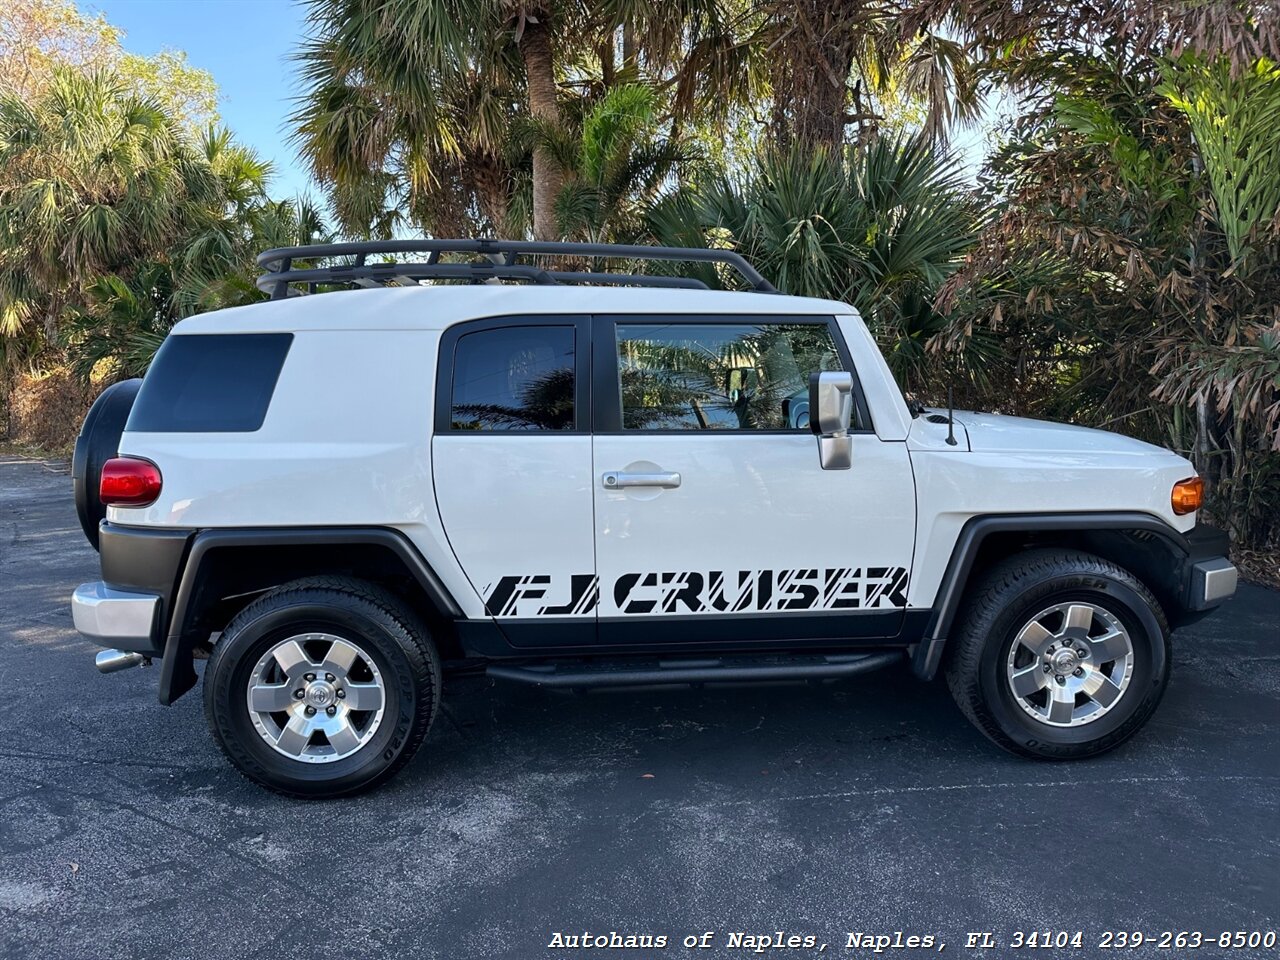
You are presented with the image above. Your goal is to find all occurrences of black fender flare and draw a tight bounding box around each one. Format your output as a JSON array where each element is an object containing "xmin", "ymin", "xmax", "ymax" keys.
[
  {"xmin": 158, "ymin": 527, "xmax": 463, "ymax": 705},
  {"xmin": 911, "ymin": 512, "xmax": 1191, "ymax": 680}
]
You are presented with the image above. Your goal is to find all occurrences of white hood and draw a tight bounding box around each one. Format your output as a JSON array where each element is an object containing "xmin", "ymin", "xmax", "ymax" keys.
[{"xmin": 950, "ymin": 411, "xmax": 1175, "ymax": 457}]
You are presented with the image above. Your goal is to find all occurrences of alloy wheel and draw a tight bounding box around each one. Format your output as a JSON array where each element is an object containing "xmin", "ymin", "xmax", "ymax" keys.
[
  {"xmin": 245, "ymin": 633, "xmax": 386, "ymax": 763},
  {"xmin": 1005, "ymin": 601, "xmax": 1135, "ymax": 728}
]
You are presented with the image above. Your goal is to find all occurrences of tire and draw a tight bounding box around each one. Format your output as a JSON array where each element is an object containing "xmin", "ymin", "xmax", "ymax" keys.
[
  {"xmin": 203, "ymin": 577, "xmax": 441, "ymax": 797},
  {"xmin": 72, "ymin": 378, "xmax": 142, "ymax": 550},
  {"xmin": 944, "ymin": 549, "xmax": 1170, "ymax": 760}
]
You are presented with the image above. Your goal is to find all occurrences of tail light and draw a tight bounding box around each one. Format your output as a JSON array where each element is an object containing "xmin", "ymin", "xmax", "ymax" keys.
[
  {"xmin": 1171, "ymin": 476, "xmax": 1204, "ymax": 515},
  {"xmin": 100, "ymin": 457, "xmax": 162, "ymax": 506}
]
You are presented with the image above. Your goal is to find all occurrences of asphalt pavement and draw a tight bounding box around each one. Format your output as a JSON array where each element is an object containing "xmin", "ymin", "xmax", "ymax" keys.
[{"xmin": 0, "ymin": 458, "xmax": 1276, "ymax": 960}]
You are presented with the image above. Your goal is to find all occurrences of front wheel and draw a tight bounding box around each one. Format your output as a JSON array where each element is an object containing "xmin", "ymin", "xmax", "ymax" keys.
[
  {"xmin": 204, "ymin": 577, "xmax": 440, "ymax": 797},
  {"xmin": 945, "ymin": 549, "xmax": 1170, "ymax": 760}
]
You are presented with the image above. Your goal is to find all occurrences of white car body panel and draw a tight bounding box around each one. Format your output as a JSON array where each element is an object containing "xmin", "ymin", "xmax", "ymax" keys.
[
  {"xmin": 112, "ymin": 285, "xmax": 1202, "ymax": 629},
  {"xmin": 953, "ymin": 409, "xmax": 1184, "ymax": 456},
  {"xmin": 592, "ymin": 433, "xmax": 915, "ymax": 622},
  {"xmin": 906, "ymin": 450, "xmax": 1196, "ymax": 608},
  {"xmin": 112, "ymin": 329, "xmax": 486, "ymax": 617},
  {"xmin": 432, "ymin": 434, "xmax": 595, "ymax": 619},
  {"xmin": 171, "ymin": 285, "xmax": 853, "ymax": 335}
]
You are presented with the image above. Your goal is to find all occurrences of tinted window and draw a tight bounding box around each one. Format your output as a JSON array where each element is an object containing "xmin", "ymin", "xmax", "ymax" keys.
[
  {"xmin": 450, "ymin": 326, "xmax": 575, "ymax": 431},
  {"xmin": 615, "ymin": 322, "xmax": 843, "ymax": 431},
  {"xmin": 127, "ymin": 333, "xmax": 292, "ymax": 433}
]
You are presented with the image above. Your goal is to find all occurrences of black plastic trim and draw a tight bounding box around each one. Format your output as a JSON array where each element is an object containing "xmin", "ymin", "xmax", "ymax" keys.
[
  {"xmin": 158, "ymin": 527, "xmax": 464, "ymax": 705},
  {"xmin": 599, "ymin": 609, "xmax": 907, "ymax": 646},
  {"xmin": 481, "ymin": 608, "xmax": 919, "ymax": 658},
  {"xmin": 98, "ymin": 523, "xmax": 193, "ymax": 655},
  {"xmin": 911, "ymin": 512, "xmax": 1193, "ymax": 680},
  {"xmin": 1184, "ymin": 523, "xmax": 1230, "ymax": 562},
  {"xmin": 455, "ymin": 608, "xmax": 932, "ymax": 659}
]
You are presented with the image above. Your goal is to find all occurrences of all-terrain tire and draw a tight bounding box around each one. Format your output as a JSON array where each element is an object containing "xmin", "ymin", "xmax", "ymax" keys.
[
  {"xmin": 204, "ymin": 576, "xmax": 441, "ymax": 797},
  {"xmin": 945, "ymin": 549, "xmax": 1170, "ymax": 760}
]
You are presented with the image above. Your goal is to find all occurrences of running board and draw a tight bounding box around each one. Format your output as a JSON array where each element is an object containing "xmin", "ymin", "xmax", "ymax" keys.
[{"xmin": 486, "ymin": 651, "xmax": 905, "ymax": 689}]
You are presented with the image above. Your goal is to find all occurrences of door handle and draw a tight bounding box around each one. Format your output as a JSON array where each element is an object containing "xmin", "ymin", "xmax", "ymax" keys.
[{"xmin": 602, "ymin": 471, "xmax": 682, "ymax": 489}]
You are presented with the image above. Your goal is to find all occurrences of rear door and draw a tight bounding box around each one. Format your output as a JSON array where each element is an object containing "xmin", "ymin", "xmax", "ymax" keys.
[
  {"xmin": 591, "ymin": 314, "xmax": 915, "ymax": 649},
  {"xmin": 431, "ymin": 316, "xmax": 596, "ymax": 646}
]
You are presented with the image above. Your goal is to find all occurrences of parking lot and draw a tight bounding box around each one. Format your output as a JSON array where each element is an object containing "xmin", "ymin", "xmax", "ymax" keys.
[{"xmin": 1, "ymin": 456, "xmax": 1277, "ymax": 959}]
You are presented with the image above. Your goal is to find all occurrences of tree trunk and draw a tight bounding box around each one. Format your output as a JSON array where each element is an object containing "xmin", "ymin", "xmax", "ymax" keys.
[
  {"xmin": 470, "ymin": 151, "xmax": 510, "ymax": 235},
  {"xmin": 769, "ymin": 0, "xmax": 862, "ymax": 151},
  {"xmin": 622, "ymin": 21, "xmax": 636, "ymax": 71},
  {"xmin": 599, "ymin": 33, "xmax": 615, "ymax": 87},
  {"xmin": 519, "ymin": 16, "xmax": 563, "ymax": 241}
]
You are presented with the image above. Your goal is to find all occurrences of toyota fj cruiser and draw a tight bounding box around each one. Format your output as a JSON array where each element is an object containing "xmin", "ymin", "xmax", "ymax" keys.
[{"xmin": 70, "ymin": 239, "xmax": 1238, "ymax": 797}]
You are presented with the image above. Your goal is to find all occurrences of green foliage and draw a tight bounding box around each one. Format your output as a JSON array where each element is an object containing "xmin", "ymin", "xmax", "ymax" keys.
[
  {"xmin": 647, "ymin": 136, "xmax": 980, "ymax": 392},
  {"xmin": 550, "ymin": 84, "xmax": 689, "ymax": 241},
  {"xmin": 1158, "ymin": 55, "xmax": 1280, "ymax": 265},
  {"xmin": 293, "ymin": 0, "xmax": 766, "ymax": 239},
  {"xmin": 0, "ymin": 67, "xmax": 329, "ymax": 377},
  {"xmin": 939, "ymin": 42, "xmax": 1280, "ymax": 559}
]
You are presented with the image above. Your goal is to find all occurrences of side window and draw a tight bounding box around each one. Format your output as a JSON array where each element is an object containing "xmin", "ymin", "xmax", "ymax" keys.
[
  {"xmin": 615, "ymin": 322, "xmax": 845, "ymax": 431},
  {"xmin": 128, "ymin": 333, "xmax": 292, "ymax": 433},
  {"xmin": 450, "ymin": 325, "xmax": 575, "ymax": 431}
]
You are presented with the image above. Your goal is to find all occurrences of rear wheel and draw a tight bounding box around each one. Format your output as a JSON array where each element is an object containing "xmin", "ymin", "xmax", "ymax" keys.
[
  {"xmin": 944, "ymin": 549, "xmax": 1170, "ymax": 759},
  {"xmin": 204, "ymin": 577, "xmax": 440, "ymax": 797}
]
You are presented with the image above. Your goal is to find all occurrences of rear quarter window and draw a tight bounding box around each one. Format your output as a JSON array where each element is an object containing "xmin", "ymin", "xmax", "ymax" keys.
[{"xmin": 127, "ymin": 333, "xmax": 293, "ymax": 433}]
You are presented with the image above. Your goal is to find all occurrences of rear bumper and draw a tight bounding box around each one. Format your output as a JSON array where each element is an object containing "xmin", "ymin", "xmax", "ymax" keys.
[
  {"xmin": 71, "ymin": 581, "xmax": 161, "ymax": 652},
  {"xmin": 73, "ymin": 523, "xmax": 193, "ymax": 656}
]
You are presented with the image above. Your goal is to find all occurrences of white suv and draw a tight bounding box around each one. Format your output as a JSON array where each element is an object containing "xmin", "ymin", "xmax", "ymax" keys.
[{"xmin": 69, "ymin": 240, "xmax": 1238, "ymax": 797}]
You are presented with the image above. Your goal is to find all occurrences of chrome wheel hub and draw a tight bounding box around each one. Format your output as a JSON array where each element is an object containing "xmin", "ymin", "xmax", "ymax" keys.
[
  {"xmin": 304, "ymin": 681, "xmax": 337, "ymax": 710},
  {"xmin": 246, "ymin": 633, "xmax": 386, "ymax": 764},
  {"xmin": 1006, "ymin": 601, "xmax": 1134, "ymax": 728},
  {"xmin": 1051, "ymin": 648, "xmax": 1080, "ymax": 674}
]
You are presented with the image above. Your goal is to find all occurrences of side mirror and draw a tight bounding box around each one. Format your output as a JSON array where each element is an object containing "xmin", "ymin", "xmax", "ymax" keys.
[{"xmin": 808, "ymin": 371, "xmax": 854, "ymax": 470}]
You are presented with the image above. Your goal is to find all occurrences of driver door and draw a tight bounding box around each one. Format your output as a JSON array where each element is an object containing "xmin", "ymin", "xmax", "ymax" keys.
[{"xmin": 590, "ymin": 314, "xmax": 915, "ymax": 649}]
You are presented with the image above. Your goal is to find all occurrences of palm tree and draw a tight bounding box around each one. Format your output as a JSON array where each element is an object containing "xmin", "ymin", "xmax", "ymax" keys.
[
  {"xmin": 0, "ymin": 67, "xmax": 331, "ymax": 377},
  {"xmin": 762, "ymin": 0, "xmax": 981, "ymax": 150},
  {"xmin": 546, "ymin": 84, "xmax": 689, "ymax": 242},
  {"xmin": 645, "ymin": 136, "xmax": 982, "ymax": 391},
  {"xmin": 0, "ymin": 68, "xmax": 218, "ymax": 360},
  {"xmin": 292, "ymin": 0, "xmax": 759, "ymax": 240}
]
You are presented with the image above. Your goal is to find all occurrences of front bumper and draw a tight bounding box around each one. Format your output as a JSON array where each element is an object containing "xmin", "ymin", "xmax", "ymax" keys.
[
  {"xmin": 1181, "ymin": 524, "xmax": 1237, "ymax": 612},
  {"xmin": 1187, "ymin": 557, "xmax": 1238, "ymax": 610},
  {"xmin": 71, "ymin": 581, "xmax": 161, "ymax": 652}
]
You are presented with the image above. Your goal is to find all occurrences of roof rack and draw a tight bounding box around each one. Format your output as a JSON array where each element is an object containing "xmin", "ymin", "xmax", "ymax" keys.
[{"xmin": 255, "ymin": 238, "xmax": 776, "ymax": 299}]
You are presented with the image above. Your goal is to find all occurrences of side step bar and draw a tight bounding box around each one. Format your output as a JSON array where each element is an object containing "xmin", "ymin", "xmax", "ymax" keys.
[{"xmin": 487, "ymin": 651, "xmax": 905, "ymax": 689}]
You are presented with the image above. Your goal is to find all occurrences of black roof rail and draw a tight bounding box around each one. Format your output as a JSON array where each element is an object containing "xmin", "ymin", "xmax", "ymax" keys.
[{"xmin": 255, "ymin": 238, "xmax": 777, "ymax": 299}]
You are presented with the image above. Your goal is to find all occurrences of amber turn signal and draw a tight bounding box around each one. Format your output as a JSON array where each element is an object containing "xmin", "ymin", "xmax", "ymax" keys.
[{"xmin": 1171, "ymin": 476, "xmax": 1204, "ymax": 515}]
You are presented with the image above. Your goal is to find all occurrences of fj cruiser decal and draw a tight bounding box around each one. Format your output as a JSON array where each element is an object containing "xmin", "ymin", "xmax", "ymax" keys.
[
  {"xmin": 484, "ymin": 574, "xmax": 599, "ymax": 618},
  {"xmin": 484, "ymin": 567, "xmax": 908, "ymax": 618}
]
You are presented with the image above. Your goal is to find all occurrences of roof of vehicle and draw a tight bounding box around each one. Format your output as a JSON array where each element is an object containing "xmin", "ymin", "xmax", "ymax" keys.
[{"xmin": 173, "ymin": 285, "xmax": 859, "ymax": 335}]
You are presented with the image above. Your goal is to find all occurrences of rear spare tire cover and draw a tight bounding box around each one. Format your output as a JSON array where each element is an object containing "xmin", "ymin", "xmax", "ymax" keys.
[{"xmin": 73, "ymin": 378, "xmax": 142, "ymax": 551}]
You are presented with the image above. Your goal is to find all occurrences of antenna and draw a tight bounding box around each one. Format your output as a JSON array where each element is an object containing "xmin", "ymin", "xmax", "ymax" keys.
[{"xmin": 946, "ymin": 386, "xmax": 958, "ymax": 446}]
